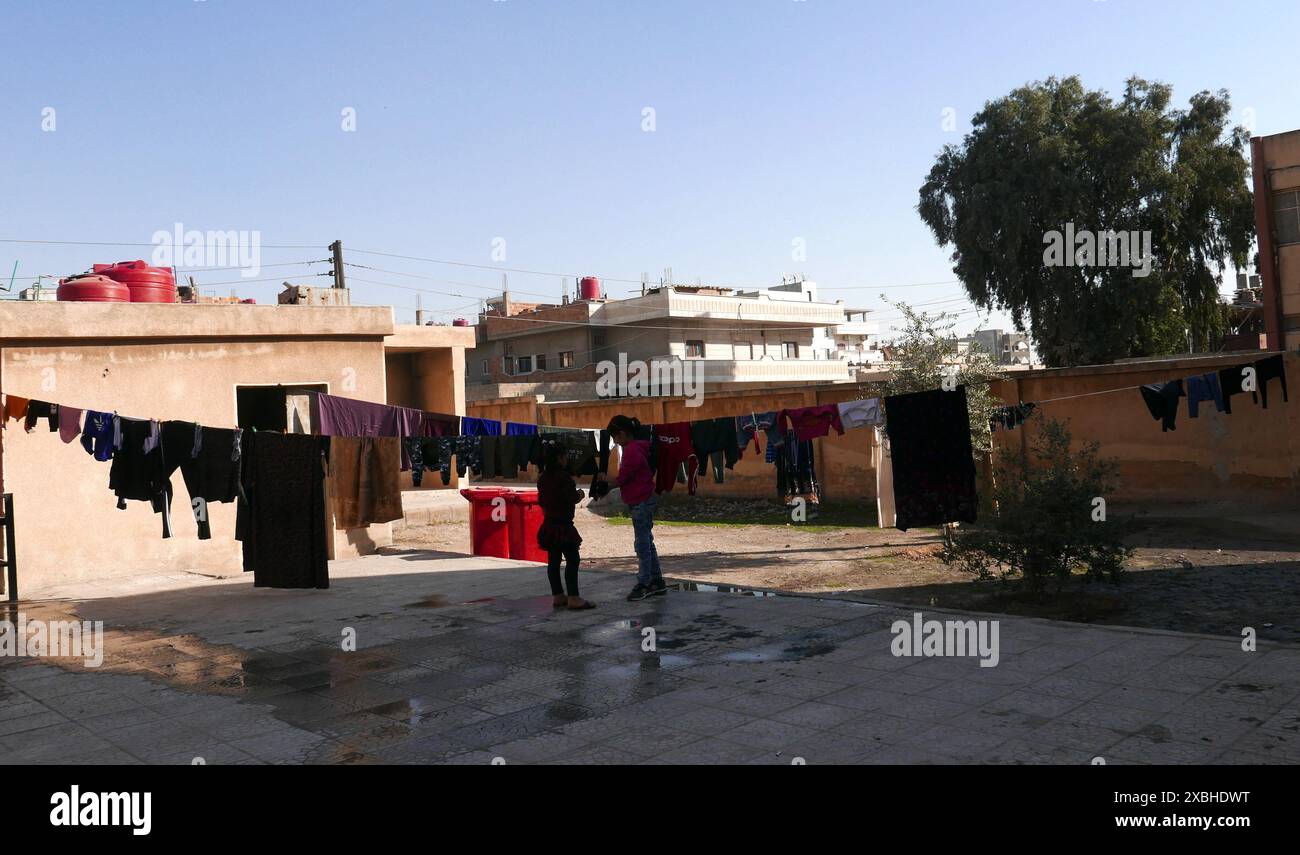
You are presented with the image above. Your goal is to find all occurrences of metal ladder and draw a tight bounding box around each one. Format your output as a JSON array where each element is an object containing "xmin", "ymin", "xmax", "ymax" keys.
[{"xmin": 0, "ymin": 493, "xmax": 15, "ymax": 602}]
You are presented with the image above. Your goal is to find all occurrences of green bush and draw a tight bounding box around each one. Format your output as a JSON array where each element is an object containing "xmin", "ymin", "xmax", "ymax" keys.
[{"xmin": 940, "ymin": 417, "xmax": 1133, "ymax": 592}]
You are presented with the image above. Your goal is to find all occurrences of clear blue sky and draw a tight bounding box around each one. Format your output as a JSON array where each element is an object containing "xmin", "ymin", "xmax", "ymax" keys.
[{"xmin": 2, "ymin": 0, "xmax": 1295, "ymax": 335}]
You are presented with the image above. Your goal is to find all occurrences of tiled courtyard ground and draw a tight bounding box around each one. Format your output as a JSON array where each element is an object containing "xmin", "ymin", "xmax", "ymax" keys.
[{"xmin": 1, "ymin": 551, "xmax": 1298, "ymax": 764}]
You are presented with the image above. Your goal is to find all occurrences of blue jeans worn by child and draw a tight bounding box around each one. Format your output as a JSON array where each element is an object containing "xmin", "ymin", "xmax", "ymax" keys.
[{"xmin": 630, "ymin": 496, "xmax": 663, "ymax": 585}]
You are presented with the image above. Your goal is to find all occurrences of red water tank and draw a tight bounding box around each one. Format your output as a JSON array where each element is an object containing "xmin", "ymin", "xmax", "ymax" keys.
[
  {"xmin": 579, "ymin": 276, "xmax": 601, "ymax": 301},
  {"xmin": 57, "ymin": 274, "xmax": 131, "ymax": 303},
  {"xmin": 93, "ymin": 260, "xmax": 177, "ymax": 303},
  {"xmin": 452, "ymin": 318, "xmax": 469, "ymax": 327}
]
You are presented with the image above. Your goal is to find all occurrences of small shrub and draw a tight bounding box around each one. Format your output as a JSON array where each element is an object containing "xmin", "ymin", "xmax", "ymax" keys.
[{"xmin": 940, "ymin": 417, "xmax": 1134, "ymax": 592}]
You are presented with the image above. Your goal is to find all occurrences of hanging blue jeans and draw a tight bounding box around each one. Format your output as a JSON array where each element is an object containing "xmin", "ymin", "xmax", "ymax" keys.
[{"xmin": 629, "ymin": 496, "xmax": 663, "ymax": 585}]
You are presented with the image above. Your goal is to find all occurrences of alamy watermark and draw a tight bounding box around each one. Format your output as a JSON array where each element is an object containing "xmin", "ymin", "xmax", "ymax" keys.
[
  {"xmin": 150, "ymin": 222, "xmax": 261, "ymax": 277},
  {"xmin": 596, "ymin": 354, "xmax": 704, "ymax": 407},
  {"xmin": 1042, "ymin": 223, "xmax": 1152, "ymax": 278},
  {"xmin": 0, "ymin": 612, "xmax": 104, "ymax": 667},
  {"xmin": 891, "ymin": 611, "xmax": 999, "ymax": 667}
]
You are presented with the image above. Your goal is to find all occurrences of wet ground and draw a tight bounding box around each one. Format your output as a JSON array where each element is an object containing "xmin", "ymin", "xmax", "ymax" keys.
[{"xmin": 2, "ymin": 552, "xmax": 1299, "ymax": 765}]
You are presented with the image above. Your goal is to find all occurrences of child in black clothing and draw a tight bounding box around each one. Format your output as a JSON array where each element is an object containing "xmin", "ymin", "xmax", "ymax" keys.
[{"xmin": 536, "ymin": 445, "xmax": 595, "ymax": 610}]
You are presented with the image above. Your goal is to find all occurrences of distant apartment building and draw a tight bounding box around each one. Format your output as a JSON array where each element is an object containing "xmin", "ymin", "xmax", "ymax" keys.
[
  {"xmin": 957, "ymin": 328, "xmax": 1033, "ymax": 366},
  {"xmin": 467, "ymin": 276, "xmax": 868, "ymax": 401},
  {"xmin": 1252, "ymin": 129, "xmax": 1300, "ymax": 351}
]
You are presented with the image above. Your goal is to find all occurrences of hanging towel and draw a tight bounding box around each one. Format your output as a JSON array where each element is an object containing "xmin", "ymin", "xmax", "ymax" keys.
[
  {"xmin": 461, "ymin": 416, "xmax": 502, "ymax": 437},
  {"xmin": 421, "ymin": 412, "xmax": 459, "ymax": 438},
  {"xmin": 1186, "ymin": 373, "xmax": 1225, "ymax": 418},
  {"xmin": 837, "ymin": 398, "xmax": 884, "ymax": 430},
  {"xmin": 883, "ymin": 387, "xmax": 978, "ymax": 531},
  {"xmin": 58, "ymin": 406, "xmax": 84, "ymax": 444},
  {"xmin": 1139, "ymin": 380, "xmax": 1185, "ymax": 432},
  {"xmin": 329, "ymin": 436, "xmax": 404, "ymax": 530},
  {"xmin": 506, "ymin": 421, "xmax": 538, "ymax": 436}
]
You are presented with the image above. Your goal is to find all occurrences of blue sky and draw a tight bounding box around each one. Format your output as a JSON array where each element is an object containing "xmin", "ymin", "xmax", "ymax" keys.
[{"xmin": 2, "ymin": 0, "xmax": 1295, "ymax": 335}]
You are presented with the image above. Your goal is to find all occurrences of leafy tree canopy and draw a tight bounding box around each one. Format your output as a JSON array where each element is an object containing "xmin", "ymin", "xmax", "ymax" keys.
[{"xmin": 918, "ymin": 76, "xmax": 1255, "ymax": 367}]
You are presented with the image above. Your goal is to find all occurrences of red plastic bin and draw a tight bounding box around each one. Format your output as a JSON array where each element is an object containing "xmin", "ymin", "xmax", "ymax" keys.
[
  {"xmin": 505, "ymin": 490, "xmax": 548, "ymax": 564},
  {"xmin": 459, "ymin": 487, "xmax": 512, "ymax": 559}
]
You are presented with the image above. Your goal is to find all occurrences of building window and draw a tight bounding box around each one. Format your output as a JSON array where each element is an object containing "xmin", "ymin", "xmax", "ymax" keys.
[
  {"xmin": 516, "ymin": 355, "xmax": 533, "ymax": 374},
  {"xmin": 685, "ymin": 340, "xmax": 705, "ymax": 358},
  {"xmin": 502, "ymin": 356, "xmax": 514, "ymax": 376},
  {"xmin": 480, "ymin": 360, "xmax": 489, "ymax": 376},
  {"xmin": 783, "ymin": 341, "xmax": 799, "ymax": 359},
  {"xmin": 1276, "ymin": 190, "xmax": 1300, "ymax": 245},
  {"xmin": 536, "ymin": 354, "xmax": 547, "ymax": 371},
  {"xmin": 735, "ymin": 340, "xmax": 753, "ymax": 360},
  {"xmin": 559, "ymin": 351, "xmax": 574, "ymax": 368}
]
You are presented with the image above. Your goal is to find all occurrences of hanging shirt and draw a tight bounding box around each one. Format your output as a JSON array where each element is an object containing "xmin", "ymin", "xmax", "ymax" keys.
[
  {"xmin": 990, "ymin": 402, "xmax": 1037, "ymax": 432},
  {"xmin": 24, "ymin": 401, "xmax": 59, "ymax": 433},
  {"xmin": 3, "ymin": 395, "xmax": 30, "ymax": 425},
  {"xmin": 1218, "ymin": 363, "xmax": 1251, "ymax": 415},
  {"xmin": 884, "ymin": 387, "xmax": 978, "ymax": 531},
  {"xmin": 1253, "ymin": 354, "xmax": 1289, "ymax": 409},
  {"xmin": 80, "ymin": 410, "xmax": 119, "ymax": 462},
  {"xmin": 780, "ymin": 404, "xmax": 845, "ymax": 441},
  {"xmin": 837, "ymin": 398, "xmax": 884, "ymax": 430},
  {"xmin": 652, "ymin": 422, "xmax": 697, "ymax": 495},
  {"xmin": 1139, "ymin": 380, "xmax": 1185, "ymax": 432},
  {"xmin": 180, "ymin": 426, "xmax": 243, "ymax": 540},
  {"xmin": 735, "ymin": 411, "xmax": 779, "ymax": 455},
  {"xmin": 1186, "ymin": 373, "xmax": 1225, "ymax": 418},
  {"xmin": 690, "ymin": 417, "xmax": 741, "ymax": 483}
]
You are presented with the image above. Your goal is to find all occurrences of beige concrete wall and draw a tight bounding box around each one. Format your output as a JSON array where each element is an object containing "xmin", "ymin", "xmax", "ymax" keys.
[
  {"xmin": 1, "ymin": 336, "xmax": 394, "ymax": 590},
  {"xmin": 991, "ymin": 352, "xmax": 1300, "ymax": 503},
  {"xmin": 468, "ymin": 385, "xmax": 879, "ymax": 501}
]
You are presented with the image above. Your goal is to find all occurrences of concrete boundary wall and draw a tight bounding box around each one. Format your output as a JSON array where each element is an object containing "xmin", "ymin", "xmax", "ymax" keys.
[{"xmin": 469, "ymin": 351, "xmax": 1300, "ymax": 505}]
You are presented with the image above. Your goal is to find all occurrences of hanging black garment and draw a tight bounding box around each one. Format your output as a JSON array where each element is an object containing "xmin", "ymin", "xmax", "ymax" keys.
[
  {"xmin": 1217, "ymin": 364, "xmax": 1251, "ymax": 415},
  {"xmin": 1253, "ymin": 354, "xmax": 1289, "ymax": 409},
  {"xmin": 990, "ymin": 401, "xmax": 1036, "ymax": 432},
  {"xmin": 690, "ymin": 417, "xmax": 741, "ymax": 483},
  {"xmin": 1139, "ymin": 380, "xmax": 1185, "ymax": 432},
  {"xmin": 237, "ymin": 432, "xmax": 331, "ymax": 589},
  {"xmin": 884, "ymin": 386, "xmax": 978, "ymax": 531},
  {"xmin": 774, "ymin": 432, "xmax": 818, "ymax": 500},
  {"xmin": 180, "ymin": 426, "xmax": 243, "ymax": 539},
  {"xmin": 109, "ymin": 418, "xmax": 175, "ymax": 537}
]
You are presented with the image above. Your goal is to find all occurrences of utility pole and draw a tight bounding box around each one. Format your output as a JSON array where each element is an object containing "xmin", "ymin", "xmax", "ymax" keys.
[
  {"xmin": 415, "ymin": 295, "xmax": 425, "ymax": 326},
  {"xmin": 329, "ymin": 240, "xmax": 346, "ymax": 290}
]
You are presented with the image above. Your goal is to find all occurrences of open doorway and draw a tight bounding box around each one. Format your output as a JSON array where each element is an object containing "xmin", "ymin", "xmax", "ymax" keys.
[{"xmin": 236, "ymin": 384, "xmax": 327, "ymax": 432}]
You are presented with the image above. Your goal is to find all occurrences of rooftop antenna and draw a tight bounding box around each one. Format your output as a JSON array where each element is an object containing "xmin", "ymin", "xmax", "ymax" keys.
[{"xmin": 3, "ymin": 260, "xmax": 16, "ymax": 292}]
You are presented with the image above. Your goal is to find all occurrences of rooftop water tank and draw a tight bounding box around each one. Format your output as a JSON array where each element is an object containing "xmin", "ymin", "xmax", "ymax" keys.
[
  {"xmin": 579, "ymin": 276, "xmax": 601, "ymax": 301},
  {"xmin": 93, "ymin": 260, "xmax": 177, "ymax": 303},
  {"xmin": 452, "ymin": 318, "xmax": 469, "ymax": 327},
  {"xmin": 57, "ymin": 274, "xmax": 131, "ymax": 303}
]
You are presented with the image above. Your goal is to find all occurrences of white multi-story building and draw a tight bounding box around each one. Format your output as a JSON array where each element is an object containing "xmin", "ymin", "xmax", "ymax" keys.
[{"xmin": 467, "ymin": 276, "xmax": 867, "ymax": 401}]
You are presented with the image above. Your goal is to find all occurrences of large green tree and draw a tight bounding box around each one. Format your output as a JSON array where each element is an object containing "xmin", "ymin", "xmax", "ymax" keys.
[{"xmin": 918, "ymin": 76, "xmax": 1255, "ymax": 367}]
